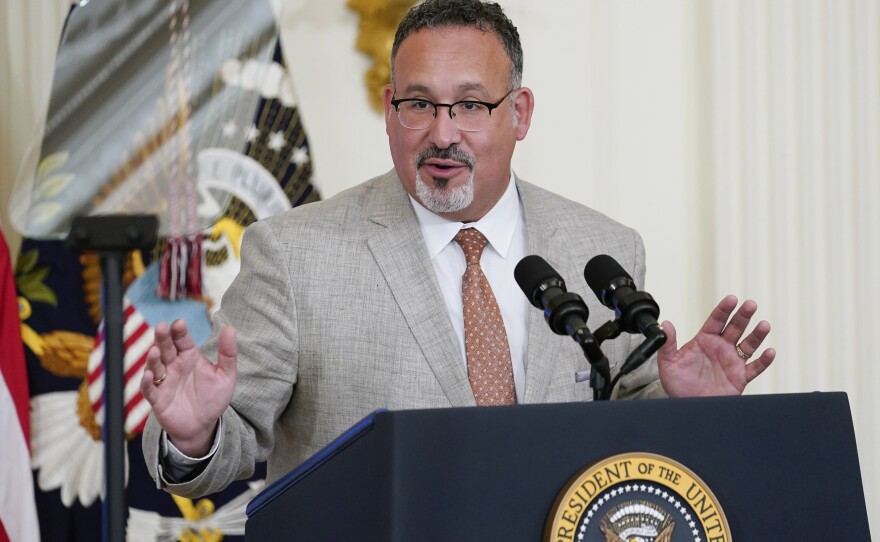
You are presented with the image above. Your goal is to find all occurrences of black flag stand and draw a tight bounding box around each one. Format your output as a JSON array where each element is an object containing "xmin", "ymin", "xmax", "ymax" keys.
[{"xmin": 66, "ymin": 215, "xmax": 158, "ymax": 542}]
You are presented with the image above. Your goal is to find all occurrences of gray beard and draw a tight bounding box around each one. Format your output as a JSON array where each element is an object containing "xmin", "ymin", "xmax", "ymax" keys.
[{"xmin": 415, "ymin": 168, "xmax": 475, "ymax": 214}]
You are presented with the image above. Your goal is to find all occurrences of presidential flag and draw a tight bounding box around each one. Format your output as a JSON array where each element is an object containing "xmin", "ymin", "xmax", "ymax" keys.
[{"xmin": 12, "ymin": 0, "xmax": 320, "ymax": 539}]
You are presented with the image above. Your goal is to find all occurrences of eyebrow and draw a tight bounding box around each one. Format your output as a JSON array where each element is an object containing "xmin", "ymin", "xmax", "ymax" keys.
[{"xmin": 399, "ymin": 82, "xmax": 490, "ymax": 96}]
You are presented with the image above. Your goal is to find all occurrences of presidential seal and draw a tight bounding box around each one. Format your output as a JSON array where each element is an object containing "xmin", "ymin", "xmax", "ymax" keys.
[{"xmin": 546, "ymin": 453, "xmax": 730, "ymax": 542}]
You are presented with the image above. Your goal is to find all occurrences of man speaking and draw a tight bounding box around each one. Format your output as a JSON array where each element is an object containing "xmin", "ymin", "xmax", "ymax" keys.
[{"xmin": 141, "ymin": 0, "xmax": 775, "ymax": 497}]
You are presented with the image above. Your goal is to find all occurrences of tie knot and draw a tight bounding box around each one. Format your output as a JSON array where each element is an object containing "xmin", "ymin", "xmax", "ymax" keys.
[{"xmin": 454, "ymin": 228, "xmax": 489, "ymax": 265}]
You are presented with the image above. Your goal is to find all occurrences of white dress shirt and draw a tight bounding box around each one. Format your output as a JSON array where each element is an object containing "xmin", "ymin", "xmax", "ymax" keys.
[{"xmin": 408, "ymin": 173, "xmax": 530, "ymax": 402}]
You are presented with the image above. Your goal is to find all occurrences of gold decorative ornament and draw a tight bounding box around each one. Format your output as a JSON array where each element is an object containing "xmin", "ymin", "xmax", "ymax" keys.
[
  {"xmin": 77, "ymin": 381, "xmax": 104, "ymax": 441},
  {"xmin": 172, "ymin": 494, "xmax": 222, "ymax": 542},
  {"xmin": 347, "ymin": 0, "xmax": 417, "ymax": 112},
  {"xmin": 37, "ymin": 330, "xmax": 94, "ymax": 378}
]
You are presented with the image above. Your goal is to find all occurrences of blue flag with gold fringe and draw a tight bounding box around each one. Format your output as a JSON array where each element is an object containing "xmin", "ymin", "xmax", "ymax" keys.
[{"xmin": 13, "ymin": 0, "xmax": 319, "ymax": 539}]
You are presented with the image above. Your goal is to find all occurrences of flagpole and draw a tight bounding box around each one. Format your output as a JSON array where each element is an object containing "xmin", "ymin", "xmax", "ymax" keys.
[{"xmin": 67, "ymin": 215, "xmax": 158, "ymax": 542}]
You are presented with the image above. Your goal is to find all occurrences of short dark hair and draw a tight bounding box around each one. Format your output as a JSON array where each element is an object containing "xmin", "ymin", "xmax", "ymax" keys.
[{"xmin": 391, "ymin": 0, "xmax": 523, "ymax": 90}]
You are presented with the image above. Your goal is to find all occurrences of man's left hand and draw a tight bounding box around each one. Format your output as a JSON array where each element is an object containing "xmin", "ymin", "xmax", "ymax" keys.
[{"xmin": 658, "ymin": 295, "xmax": 776, "ymax": 397}]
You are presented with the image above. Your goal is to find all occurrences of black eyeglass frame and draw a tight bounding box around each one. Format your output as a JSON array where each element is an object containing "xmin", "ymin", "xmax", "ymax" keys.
[{"xmin": 390, "ymin": 88, "xmax": 518, "ymax": 130}]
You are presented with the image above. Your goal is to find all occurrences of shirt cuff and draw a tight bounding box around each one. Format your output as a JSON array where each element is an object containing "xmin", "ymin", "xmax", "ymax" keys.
[{"xmin": 157, "ymin": 418, "xmax": 222, "ymax": 486}]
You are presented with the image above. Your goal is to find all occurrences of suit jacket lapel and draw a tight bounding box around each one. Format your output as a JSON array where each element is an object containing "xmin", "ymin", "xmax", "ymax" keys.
[
  {"xmin": 518, "ymin": 179, "xmax": 574, "ymax": 404},
  {"xmin": 366, "ymin": 171, "xmax": 476, "ymax": 407}
]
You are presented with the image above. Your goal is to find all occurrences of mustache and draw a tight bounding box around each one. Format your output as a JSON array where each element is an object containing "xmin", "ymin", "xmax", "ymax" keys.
[{"xmin": 415, "ymin": 144, "xmax": 475, "ymax": 169}]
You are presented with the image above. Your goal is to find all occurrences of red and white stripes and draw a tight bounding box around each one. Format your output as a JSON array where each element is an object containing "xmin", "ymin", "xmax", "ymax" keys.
[
  {"xmin": 87, "ymin": 297, "xmax": 155, "ymax": 436},
  {"xmin": 0, "ymin": 232, "xmax": 40, "ymax": 542}
]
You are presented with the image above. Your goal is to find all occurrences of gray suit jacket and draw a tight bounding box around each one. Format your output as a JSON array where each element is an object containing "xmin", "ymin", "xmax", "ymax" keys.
[{"xmin": 143, "ymin": 170, "xmax": 665, "ymax": 497}]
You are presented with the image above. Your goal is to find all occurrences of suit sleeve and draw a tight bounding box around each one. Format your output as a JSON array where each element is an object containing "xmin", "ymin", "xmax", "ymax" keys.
[{"xmin": 143, "ymin": 219, "xmax": 300, "ymax": 497}]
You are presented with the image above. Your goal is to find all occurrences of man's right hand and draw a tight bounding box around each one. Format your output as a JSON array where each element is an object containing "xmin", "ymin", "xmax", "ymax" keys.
[{"xmin": 140, "ymin": 319, "xmax": 238, "ymax": 457}]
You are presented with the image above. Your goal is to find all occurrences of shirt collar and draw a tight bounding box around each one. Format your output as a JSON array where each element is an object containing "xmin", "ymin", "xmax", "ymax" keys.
[{"xmin": 409, "ymin": 172, "xmax": 521, "ymax": 259}]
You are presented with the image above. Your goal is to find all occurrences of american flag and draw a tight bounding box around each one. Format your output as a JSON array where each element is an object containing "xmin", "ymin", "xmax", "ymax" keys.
[
  {"xmin": 0, "ymin": 231, "xmax": 40, "ymax": 542},
  {"xmin": 86, "ymin": 298, "xmax": 154, "ymax": 436}
]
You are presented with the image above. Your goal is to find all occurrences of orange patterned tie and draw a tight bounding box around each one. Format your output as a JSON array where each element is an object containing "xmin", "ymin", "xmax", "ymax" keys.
[{"xmin": 454, "ymin": 228, "xmax": 516, "ymax": 406}]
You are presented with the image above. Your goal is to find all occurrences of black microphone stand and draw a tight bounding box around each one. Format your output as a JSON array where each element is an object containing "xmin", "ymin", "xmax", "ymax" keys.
[
  {"xmin": 538, "ymin": 287, "xmax": 612, "ymax": 401},
  {"xmin": 67, "ymin": 215, "xmax": 158, "ymax": 542},
  {"xmin": 592, "ymin": 319, "xmax": 667, "ymax": 399},
  {"xmin": 570, "ymin": 325, "xmax": 611, "ymax": 401}
]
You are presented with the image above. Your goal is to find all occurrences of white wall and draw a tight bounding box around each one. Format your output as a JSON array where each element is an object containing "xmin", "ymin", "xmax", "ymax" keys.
[{"xmin": 279, "ymin": 0, "xmax": 710, "ymax": 333}]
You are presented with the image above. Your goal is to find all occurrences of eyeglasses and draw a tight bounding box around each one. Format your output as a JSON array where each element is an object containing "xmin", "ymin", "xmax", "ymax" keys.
[{"xmin": 390, "ymin": 88, "xmax": 517, "ymax": 132}]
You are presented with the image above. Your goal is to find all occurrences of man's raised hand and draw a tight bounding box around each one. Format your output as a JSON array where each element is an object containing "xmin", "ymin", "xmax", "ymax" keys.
[
  {"xmin": 140, "ymin": 320, "xmax": 238, "ymax": 457},
  {"xmin": 657, "ymin": 295, "xmax": 776, "ymax": 397}
]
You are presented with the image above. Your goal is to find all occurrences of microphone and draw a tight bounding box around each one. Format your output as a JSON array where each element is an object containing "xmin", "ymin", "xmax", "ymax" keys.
[
  {"xmin": 583, "ymin": 254, "xmax": 667, "ymax": 381},
  {"xmin": 514, "ymin": 255, "xmax": 610, "ymax": 389},
  {"xmin": 583, "ymin": 254, "xmax": 662, "ymax": 337},
  {"xmin": 514, "ymin": 255, "xmax": 589, "ymax": 338}
]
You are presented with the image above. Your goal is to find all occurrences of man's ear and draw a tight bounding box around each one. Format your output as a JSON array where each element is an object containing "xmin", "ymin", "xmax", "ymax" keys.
[
  {"xmin": 383, "ymin": 84, "xmax": 395, "ymax": 135},
  {"xmin": 512, "ymin": 87, "xmax": 535, "ymax": 141}
]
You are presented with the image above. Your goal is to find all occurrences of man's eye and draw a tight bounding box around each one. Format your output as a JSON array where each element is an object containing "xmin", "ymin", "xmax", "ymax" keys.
[
  {"xmin": 457, "ymin": 102, "xmax": 486, "ymax": 113},
  {"xmin": 406, "ymin": 100, "xmax": 433, "ymax": 111}
]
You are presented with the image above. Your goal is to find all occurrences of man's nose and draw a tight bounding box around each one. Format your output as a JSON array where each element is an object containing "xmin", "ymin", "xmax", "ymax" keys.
[{"xmin": 427, "ymin": 105, "xmax": 462, "ymax": 148}]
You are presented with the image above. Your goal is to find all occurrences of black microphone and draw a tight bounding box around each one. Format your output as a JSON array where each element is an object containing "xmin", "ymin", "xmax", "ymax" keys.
[
  {"xmin": 583, "ymin": 254, "xmax": 662, "ymax": 337},
  {"xmin": 514, "ymin": 255, "xmax": 590, "ymax": 338},
  {"xmin": 584, "ymin": 254, "xmax": 667, "ymax": 382},
  {"xmin": 514, "ymin": 254, "xmax": 610, "ymax": 380}
]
